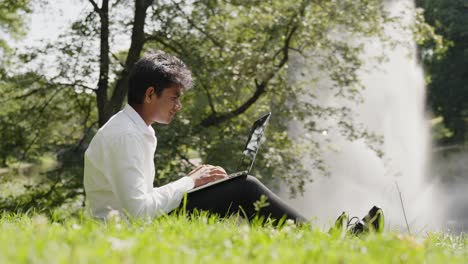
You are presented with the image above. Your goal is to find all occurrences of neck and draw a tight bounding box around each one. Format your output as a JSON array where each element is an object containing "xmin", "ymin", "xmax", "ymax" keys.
[{"xmin": 129, "ymin": 104, "xmax": 152, "ymax": 126}]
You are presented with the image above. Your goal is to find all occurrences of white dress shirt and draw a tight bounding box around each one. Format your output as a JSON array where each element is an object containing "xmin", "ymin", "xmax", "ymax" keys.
[{"xmin": 83, "ymin": 104, "xmax": 194, "ymax": 219}]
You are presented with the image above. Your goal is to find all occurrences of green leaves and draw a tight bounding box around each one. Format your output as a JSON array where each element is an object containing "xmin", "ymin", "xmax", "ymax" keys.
[
  {"xmin": 416, "ymin": 0, "xmax": 468, "ymax": 144},
  {"xmin": 1, "ymin": 0, "xmax": 423, "ymax": 210},
  {"xmin": 89, "ymin": 1, "xmax": 404, "ymax": 191},
  {"xmin": 0, "ymin": 0, "xmax": 30, "ymax": 38},
  {"xmin": 0, "ymin": 71, "xmax": 96, "ymax": 164}
]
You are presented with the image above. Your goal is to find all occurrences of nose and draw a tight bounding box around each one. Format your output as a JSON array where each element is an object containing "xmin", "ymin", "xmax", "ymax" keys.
[{"xmin": 175, "ymin": 99, "xmax": 182, "ymax": 111}]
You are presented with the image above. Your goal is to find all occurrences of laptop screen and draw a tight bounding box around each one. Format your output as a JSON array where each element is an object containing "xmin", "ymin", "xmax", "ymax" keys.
[{"xmin": 238, "ymin": 112, "xmax": 271, "ymax": 173}]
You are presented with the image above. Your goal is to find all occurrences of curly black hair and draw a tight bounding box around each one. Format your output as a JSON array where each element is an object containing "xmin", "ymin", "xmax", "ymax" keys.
[{"xmin": 127, "ymin": 51, "xmax": 193, "ymax": 105}]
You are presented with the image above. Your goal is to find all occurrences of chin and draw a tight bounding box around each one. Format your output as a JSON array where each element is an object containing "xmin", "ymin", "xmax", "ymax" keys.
[
  {"xmin": 154, "ymin": 117, "xmax": 172, "ymax": 125},
  {"xmin": 155, "ymin": 120, "xmax": 170, "ymax": 125},
  {"xmin": 154, "ymin": 113, "xmax": 176, "ymax": 124}
]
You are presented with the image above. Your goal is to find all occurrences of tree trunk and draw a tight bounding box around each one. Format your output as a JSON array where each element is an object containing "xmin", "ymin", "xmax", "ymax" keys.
[
  {"xmin": 95, "ymin": 0, "xmax": 110, "ymax": 127},
  {"xmin": 93, "ymin": 0, "xmax": 152, "ymax": 127}
]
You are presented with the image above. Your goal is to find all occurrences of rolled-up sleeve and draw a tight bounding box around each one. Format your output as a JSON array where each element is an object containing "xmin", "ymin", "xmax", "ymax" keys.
[{"xmin": 105, "ymin": 134, "xmax": 194, "ymax": 218}]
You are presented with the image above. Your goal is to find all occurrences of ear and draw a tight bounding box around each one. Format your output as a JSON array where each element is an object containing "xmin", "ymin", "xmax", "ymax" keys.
[{"xmin": 144, "ymin": 87, "xmax": 155, "ymax": 103}]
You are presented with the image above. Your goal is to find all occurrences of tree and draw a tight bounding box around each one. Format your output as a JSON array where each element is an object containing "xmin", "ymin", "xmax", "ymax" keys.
[
  {"xmin": 416, "ymin": 0, "xmax": 468, "ymax": 145},
  {"xmin": 1, "ymin": 0, "xmax": 414, "ymax": 212},
  {"xmin": 0, "ymin": 0, "xmax": 32, "ymax": 165},
  {"xmin": 80, "ymin": 0, "xmax": 397, "ymax": 191}
]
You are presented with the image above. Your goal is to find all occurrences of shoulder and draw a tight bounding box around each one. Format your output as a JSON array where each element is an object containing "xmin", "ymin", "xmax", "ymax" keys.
[
  {"xmin": 100, "ymin": 111, "xmax": 147, "ymax": 141},
  {"xmin": 87, "ymin": 111, "xmax": 144, "ymax": 152}
]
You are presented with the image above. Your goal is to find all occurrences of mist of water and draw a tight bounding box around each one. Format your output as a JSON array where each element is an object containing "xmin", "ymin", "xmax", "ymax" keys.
[
  {"xmin": 283, "ymin": 0, "xmax": 445, "ymax": 232},
  {"xmin": 431, "ymin": 146, "xmax": 468, "ymax": 233}
]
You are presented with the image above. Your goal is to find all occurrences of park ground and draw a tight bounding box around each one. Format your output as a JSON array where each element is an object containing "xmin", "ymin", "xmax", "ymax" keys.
[{"xmin": 0, "ymin": 211, "xmax": 466, "ymax": 264}]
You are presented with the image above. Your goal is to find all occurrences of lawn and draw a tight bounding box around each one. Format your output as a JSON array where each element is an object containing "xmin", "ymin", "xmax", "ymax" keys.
[{"xmin": 0, "ymin": 211, "xmax": 466, "ymax": 264}]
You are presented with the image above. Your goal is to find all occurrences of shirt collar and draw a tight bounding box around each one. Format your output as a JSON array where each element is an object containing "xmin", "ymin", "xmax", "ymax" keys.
[{"xmin": 123, "ymin": 104, "xmax": 155, "ymax": 137}]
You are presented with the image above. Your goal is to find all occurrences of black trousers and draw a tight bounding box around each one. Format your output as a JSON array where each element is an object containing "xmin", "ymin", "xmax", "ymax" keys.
[{"xmin": 179, "ymin": 175, "xmax": 306, "ymax": 223}]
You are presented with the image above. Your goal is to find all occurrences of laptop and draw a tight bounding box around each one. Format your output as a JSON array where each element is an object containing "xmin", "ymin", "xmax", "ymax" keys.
[{"xmin": 188, "ymin": 112, "xmax": 271, "ymax": 193}]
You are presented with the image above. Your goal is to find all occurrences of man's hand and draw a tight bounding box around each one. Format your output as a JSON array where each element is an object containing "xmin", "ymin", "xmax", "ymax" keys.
[{"xmin": 188, "ymin": 164, "xmax": 228, "ymax": 188}]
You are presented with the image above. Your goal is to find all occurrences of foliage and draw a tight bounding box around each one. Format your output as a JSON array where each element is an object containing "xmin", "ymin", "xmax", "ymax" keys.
[
  {"xmin": 145, "ymin": 0, "xmax": 393, "ymax": 193},
  {"xmin": 0, "ymin": 0, "xmax": 30, "ymax": 33},
  {"xmin": 0, "ymin": 71, "xmax": 95, "ymax": 163},
  {"xmin": 0, "ymin": 72, "xmax": 93, "ymax": 211},
  {"xmin": 0, "ymin": 0, "xmax": 428, "ymax": 211},
  {"xmin": 0, "ymin": 212, "xmax": 467, "ymax": 263},
  {"xmin": 0, "ymin": 0, "xmax": 30, "ymax": 48},
  {"xmin": 416, "ymin": 0, "xmax": 468, "ymax": 144},
  {"xmin": 0, "ymin": 0, "xmax": 31, "ymax": 68}
]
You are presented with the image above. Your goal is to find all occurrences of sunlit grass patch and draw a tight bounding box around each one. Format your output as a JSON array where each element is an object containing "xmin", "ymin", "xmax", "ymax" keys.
[{"xmin": 0, "ymin": 212, "xmax": 467, "ymax": 264}]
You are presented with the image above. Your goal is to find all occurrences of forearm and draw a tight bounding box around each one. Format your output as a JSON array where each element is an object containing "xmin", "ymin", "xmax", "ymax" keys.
[{"xmin": 151, "ymin": 176, "xmax": 195, "ymax": 213}]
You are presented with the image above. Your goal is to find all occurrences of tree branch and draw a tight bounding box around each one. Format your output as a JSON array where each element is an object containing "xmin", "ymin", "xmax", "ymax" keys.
[
  {"xmin": 73, "ymin": 94, "xmax": 98, "ymax": 151},
  {"xmin": 198, "ymin": 1, "xmax": 308, "ymax": 127},
  {"xmin": 170, "ymin": 0, "xmax": 223, "ymax": 48},
  {"xmin": 87, "ymin": 0, "xmax": 102, "ymax": 16},
  {"xmin": 0, "ymin": 87, "xmax": 46, "ymax": 102},
  {"xmin": 199, "ymin": 80, "xmax": 267, "ymax": 127},
  {"xmin": 111, "ymin": 0, "xmax": 125, "ymax": 8},
  {"xmin": 110, "ymin": 52, "xmax": 126, "ymax": 69},
  {"xmin": 197, "ymin": 79, "xmax": 217, "ymax": 114},
  {"xmin": 144, "ymin": 33, "xmax": 185, "ymax": 55},
  {"xmin": 54, "ymin": 81, "xmax": 96, "ymax": 91}
]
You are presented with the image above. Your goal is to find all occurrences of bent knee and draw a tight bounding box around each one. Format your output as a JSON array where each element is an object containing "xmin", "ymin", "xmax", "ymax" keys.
[
  {"xmin": 245, "ymin": 175, "xmax": 261, "ymax": 185},
  {"xmin": 244, "ymin": 175, "xmax": 265, "ymax": 192}
]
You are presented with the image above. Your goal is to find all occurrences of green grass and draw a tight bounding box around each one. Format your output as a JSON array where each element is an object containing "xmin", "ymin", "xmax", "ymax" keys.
[
  {"xmin": 0, "ymin": 212, "xmax": 466, "ymax": 264},
  {"xmin": 0, "ymin": 155, "xmax": 58, "ymax": 197}
]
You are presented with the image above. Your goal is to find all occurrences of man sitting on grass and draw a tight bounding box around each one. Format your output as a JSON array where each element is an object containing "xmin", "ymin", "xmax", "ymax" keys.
[{"xmin": 83, "ymin": 51, "xmax": 383, "ymax": 233}]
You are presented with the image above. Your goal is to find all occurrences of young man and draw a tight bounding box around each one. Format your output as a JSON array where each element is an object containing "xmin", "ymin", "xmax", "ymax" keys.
[
  {"xmin": 83, "ymin": 51, "xmax": 384, "ymax": 232},
  {"xmin": 83, "ymin": 51, "xmax": 305, "ymax": 222}
]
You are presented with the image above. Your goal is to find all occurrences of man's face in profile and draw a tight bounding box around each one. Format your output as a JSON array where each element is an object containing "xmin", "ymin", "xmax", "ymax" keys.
[{"xmin": 147, "ymin": 84, "xmax": 183, "ymax": 125}]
